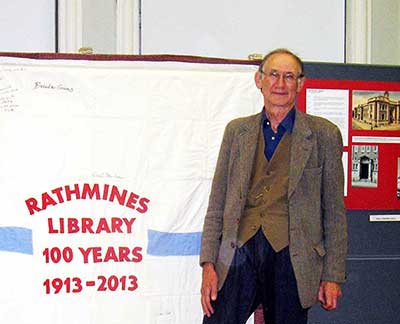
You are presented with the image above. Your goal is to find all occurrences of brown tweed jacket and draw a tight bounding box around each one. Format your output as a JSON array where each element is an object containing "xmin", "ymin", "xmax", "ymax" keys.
[{"xmin": 200, "ymin": 110, "xmax": 348, "ymax": 308}]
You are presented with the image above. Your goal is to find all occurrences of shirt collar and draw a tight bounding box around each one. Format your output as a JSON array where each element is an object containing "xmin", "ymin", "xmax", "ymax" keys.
[{"xmin": 261, "ymin": 107, "xmax": 296, "ymax": 134}]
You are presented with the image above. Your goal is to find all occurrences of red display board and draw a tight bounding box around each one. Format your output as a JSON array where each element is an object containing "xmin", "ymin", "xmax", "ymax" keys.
[{"xmin": 298, "ymin": 79, "xmax": 400, "ymax": 210}]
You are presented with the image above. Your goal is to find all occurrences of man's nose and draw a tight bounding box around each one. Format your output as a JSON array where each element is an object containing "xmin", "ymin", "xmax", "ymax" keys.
[{"xmin": 276, "ymin": 74, "xmax": 286, "ymax": 86}]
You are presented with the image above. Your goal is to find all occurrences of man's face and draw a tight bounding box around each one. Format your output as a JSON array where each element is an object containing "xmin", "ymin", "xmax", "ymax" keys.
[{"xmin": 255, "ymin": 53, "xmax": 304, "ymax": 110}]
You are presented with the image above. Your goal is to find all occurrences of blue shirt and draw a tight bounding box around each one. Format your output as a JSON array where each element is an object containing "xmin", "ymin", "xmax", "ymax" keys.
[{"xmin": 261, "ymin": 108, "xmax": 296, "ymax": 161}]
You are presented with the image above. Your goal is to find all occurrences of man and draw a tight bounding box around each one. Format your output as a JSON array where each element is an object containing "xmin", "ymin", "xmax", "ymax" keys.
[{"xmin": 200, "ymin": 48, "xmax": 347, "ymax": 324}]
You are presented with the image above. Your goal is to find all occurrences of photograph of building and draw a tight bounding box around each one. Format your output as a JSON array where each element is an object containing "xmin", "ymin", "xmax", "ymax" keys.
[
  {"xmin": 352, "ymin": 145, "xmax": 378, "ymax": 187},
  {"xmin": 352, "ymin": 91, "xmax": 400, "ymax": 130}
]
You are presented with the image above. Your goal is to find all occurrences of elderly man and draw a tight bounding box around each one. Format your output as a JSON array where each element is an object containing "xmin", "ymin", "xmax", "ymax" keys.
[{"xmin": 200, "ymin": 48, "xmax": 347, "ymax": 324}]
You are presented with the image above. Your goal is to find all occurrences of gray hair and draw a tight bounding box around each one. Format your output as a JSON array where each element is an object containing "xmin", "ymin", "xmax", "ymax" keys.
[{"xmin": 258, "ymin": 48, "xmax": 304, "ymax": 76}]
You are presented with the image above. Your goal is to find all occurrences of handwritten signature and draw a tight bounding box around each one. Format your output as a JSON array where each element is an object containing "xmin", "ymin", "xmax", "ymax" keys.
[
  {"xmin": 34, "ymin": 81, "xmax": 74, "ymax": 92},
  {"xmin": 92, "ymin": 172, "xmax": 125, "ymax": 179}
]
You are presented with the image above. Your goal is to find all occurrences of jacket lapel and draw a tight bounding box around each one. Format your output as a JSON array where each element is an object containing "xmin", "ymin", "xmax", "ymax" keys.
[
  {"xmin": 237, "ymin": 113, "xmax": 262, "ymax": 201},
  {"xmin": 288, "ymin": 111, "xmax": 313, "ymax": 198},
  {"xmin": 233, "ymin": 111, "xmax": 313, "ymax": 200}
]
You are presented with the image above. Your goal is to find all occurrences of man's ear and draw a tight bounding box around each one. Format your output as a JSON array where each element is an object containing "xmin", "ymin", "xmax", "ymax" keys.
[
  {"xmin": 254, "ymin": 71, "xmax": 263, "ymax": 89},
  {"xmin": 296, "ymin": 76, "xmax": 306, "ymax": 93}
]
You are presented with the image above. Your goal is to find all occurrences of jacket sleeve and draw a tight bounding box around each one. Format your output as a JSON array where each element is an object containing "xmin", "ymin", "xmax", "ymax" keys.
[
  {"xmin": 199, "ymin": 122, "xmax": 234, "ymax": 266},
  {"xmin": 320, "ymin": 124, "xmax": 348, "ymax": 283}
]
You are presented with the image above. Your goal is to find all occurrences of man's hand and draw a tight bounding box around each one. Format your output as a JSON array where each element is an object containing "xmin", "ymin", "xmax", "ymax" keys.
[
  {"xmin": 201, "ymin": 262, "xmax": 218, "ymax": 317},
  {"xmin": 318, "ymin": 281, "xmax": 342, "ymax": 311}
]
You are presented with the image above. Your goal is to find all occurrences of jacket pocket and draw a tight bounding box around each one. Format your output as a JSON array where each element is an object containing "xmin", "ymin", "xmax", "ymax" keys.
[{"xmin": 313, "ymin": 242, "xmax": 326, "ymax": 257}]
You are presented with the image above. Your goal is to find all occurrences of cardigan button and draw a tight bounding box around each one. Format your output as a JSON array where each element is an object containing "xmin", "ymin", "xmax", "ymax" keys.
[{"xmin": 230, "ymin": 242, "xmax": 236, "ymax": 248}]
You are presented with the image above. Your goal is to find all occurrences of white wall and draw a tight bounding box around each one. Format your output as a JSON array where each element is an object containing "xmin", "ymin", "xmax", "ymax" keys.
[
  {"xmin": 82, "ymin": 0, "xmax": 116, "ymax": 54},
  {"xmin": 371, "ymin": 0, "xmax": 400, "ymax": 65},
  {"xmin": 141, "ymin": 0, "xmax": 345, "ymax": 62},
  {"xmin": 0, "ymin": 0, "xmax": 399, "ymax": 65},
  {"xmin": 0, "ymin": 0, "xmax": 55, "ymax": 52}
]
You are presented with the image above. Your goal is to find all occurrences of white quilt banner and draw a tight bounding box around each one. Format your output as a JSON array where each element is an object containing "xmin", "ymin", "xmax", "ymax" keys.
[{"xmin": 0, "ymin": 56, "xmax": 261, "ymax": 324}]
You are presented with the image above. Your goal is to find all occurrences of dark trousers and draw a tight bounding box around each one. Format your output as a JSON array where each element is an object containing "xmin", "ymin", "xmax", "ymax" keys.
[{"xmin": 203, "ymin": 229, "xmax": 308, "ymax": 324}]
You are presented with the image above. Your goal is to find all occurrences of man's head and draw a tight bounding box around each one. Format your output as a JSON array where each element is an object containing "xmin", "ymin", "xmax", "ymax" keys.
[{"xmin": 255, "ymin": 48, "xmax": 305, "ymax": 112}]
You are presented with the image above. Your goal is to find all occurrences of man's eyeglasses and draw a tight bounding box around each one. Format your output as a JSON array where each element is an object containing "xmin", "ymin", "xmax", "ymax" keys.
[{"xmin": 260, "ymin": 70, "xmax": 304, "ymax": 84}]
